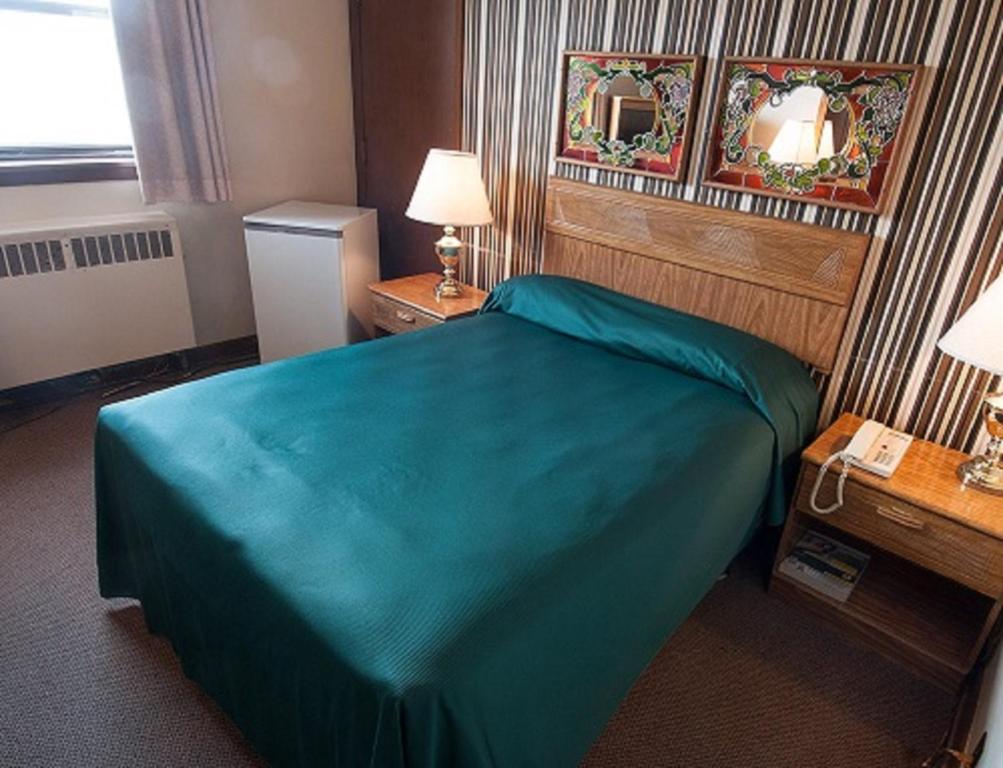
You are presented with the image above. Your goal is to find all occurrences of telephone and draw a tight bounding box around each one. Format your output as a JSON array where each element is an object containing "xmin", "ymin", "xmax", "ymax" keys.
[{"xmin": 808, "ymin": 420, "xmax": 913, "ymax": 515}]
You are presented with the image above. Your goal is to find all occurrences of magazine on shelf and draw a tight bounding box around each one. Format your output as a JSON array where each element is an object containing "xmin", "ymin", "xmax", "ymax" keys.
[{"xmin": 779, "ymin": 530, "xmax": 871, "ymax": 603}]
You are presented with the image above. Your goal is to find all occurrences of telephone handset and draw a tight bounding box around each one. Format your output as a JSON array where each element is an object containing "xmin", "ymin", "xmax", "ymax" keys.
[{"xmin": 808, "ymin": 420, "xmax": 913, "ymax": 515}]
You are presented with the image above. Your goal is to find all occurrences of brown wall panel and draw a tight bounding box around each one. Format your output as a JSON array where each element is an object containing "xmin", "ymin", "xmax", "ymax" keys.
[{"xmin": 350, "ymin": 0, "xmax": 464, "ymax": 280}]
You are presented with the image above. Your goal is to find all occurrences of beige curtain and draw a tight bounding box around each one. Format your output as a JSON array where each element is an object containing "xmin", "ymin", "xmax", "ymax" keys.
[{"xmin": 110, "ymin": 0, "xmax": 231, "ymax": 203}]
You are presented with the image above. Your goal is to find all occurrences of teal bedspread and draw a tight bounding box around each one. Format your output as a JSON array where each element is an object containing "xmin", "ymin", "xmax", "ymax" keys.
[{"xmin": 96, "ymin": 276, "xmax": 817, "ymax": 767}]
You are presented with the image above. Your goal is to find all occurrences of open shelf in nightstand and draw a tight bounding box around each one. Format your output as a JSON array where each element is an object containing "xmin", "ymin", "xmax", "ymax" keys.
[{"xmin": 772, "ymin": 516, "xmax": 995, "ymax": 691}]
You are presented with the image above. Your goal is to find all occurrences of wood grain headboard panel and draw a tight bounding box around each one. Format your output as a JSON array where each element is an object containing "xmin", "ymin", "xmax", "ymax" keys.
[{"xmin": 543, "ymin": 177, "xmax": 871, "ymax": 371}]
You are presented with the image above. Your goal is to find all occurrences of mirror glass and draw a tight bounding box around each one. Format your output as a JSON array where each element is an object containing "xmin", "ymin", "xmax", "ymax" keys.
[
  {"xmin": 590, "ymin": 73, "xmax": 657, "ymax": 143},
  {"xmin": 557, "ymin": 53, "xmax": 700, "ymax": 182},
  {"xmin": 748, "ymin": 86, "xmax": 851, "ymax": 170}
]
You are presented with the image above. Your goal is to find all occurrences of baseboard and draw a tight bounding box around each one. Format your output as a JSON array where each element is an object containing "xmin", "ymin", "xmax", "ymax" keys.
[{"xmin": 0, "ymin": 336, "xmax": 260, "ymax": 410}]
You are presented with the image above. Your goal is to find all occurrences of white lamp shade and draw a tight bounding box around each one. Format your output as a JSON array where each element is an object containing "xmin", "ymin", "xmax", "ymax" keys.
[
  {"xmin": 405, "ymin": 149, "xmax": 494, "ymax": 227},
  {"xmin": 818, "ymin": 121, "xmax": 835, "ymax": 159},
  {"xmin": 768, "ymin": 119, "xmax": 834, "ymax": 164},
  {"xmin": 938, "ymin": 277, "xmax": 1003, "ymax": 377},
  {"xmin": 769, "ymin": 120, "xmax": 814, "ymax": 164}
]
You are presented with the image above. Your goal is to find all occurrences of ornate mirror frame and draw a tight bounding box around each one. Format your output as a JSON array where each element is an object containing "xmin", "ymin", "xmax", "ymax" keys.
[
  {"xmin": 556, "ymin": 51, "xmax": 703, "ymax": 182},
  {"xmin": 704, "ymin": 57, "xmax": 923, "ymax": 213}
]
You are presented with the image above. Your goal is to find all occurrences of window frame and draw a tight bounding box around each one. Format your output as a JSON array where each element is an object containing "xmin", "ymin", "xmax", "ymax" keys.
[{"xmin": 0, "ymin": 0, "xmax": 137, "ymax": 186}]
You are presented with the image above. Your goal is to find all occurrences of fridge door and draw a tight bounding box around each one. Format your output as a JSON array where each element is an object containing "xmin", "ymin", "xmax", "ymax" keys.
[{"xmin": 245, "ymin": 226, "xmax": 346, "ymax": 363}]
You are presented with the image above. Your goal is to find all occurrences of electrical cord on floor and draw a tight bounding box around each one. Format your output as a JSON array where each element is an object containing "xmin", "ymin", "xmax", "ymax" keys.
[
  {"xmin": 100, "ymin": 353, "xmax": 258, "ymax": 397},
  {"xmin": 0, "ymin": 354, "xmax": 259, "ymax": 438},
  {"xmin": 100, "ymin": 360, "xmax": 173, "ymax": 398},
  {"xmin": 0, "ymin": 403, "xmax": 69, "ymax": 437}
]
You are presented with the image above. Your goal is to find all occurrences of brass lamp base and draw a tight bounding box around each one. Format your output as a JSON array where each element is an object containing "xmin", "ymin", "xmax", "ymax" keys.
[
  {"xmin": 434, "ymin": 225, "xmax": 464, "ymax": 300},
  {"xmin": 435, "ymin": 278, "xmax": 463, "ymax": 299},
  {"xmin": 957, "ymin": 457, "xmax": 1003, "ymax": 495},
  {"xmin": 958, "ymin": 392, "xmax": 1003, "ymax": 495}
]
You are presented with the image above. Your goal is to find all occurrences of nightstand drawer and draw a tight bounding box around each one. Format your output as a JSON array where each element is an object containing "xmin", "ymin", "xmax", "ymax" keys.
[
  {"xmin": 796, "ymin": 463, "xmax": 1003, "ymax": 596},
  {"xmin": 371, "ymin": 293, "xmax": 439, "ymax": 335}
]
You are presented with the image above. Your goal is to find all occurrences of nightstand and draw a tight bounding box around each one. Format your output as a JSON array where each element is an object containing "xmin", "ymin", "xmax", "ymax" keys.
[
  {"xmin": 368, "ymin": 273, "xmax": 487, "ymax": 336},
  {"xmin": 772, "ymin": 413, "xmax": 1003, "ymax": 691}
]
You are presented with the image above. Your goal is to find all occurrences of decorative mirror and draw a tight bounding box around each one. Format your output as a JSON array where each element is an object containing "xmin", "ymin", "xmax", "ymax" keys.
[
  {"xmin": 705, "ymin": 58, "xmax": 922, "ymax": 212},
  {"xmin": 556, "ymin": 52, "xmax": 702, "ymax": 181}
]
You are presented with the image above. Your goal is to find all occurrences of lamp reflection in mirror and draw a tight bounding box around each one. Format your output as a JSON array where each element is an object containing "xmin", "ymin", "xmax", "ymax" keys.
[
  {"xmin": 406, "ymin": 149, "xmax": 494, "ymax": 299},
  {"xmin": 705, "ymin": 58, "xmax": 921, "ymax": 212},
  {"xmin": 768, "ymin": 119, "xmax": 835, "ymax": 165},
  {"xmin": 937, "ymin": 276, "xmax": 1003, "ymax": 494}
]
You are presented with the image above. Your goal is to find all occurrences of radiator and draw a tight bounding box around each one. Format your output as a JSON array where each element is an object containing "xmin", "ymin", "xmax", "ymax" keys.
[{"xmin": 0, "ymin": 212, "xmax": 196, "ymax": 390}]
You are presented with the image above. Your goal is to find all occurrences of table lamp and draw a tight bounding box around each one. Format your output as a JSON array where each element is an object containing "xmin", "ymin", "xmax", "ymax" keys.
[
  {"xmin": 405, "ymin": 149, "xmax": 493, "ymax": 299},
  {"xmin": 937, "ymin": 276, "xmax": 1003, "ymax": 494}
]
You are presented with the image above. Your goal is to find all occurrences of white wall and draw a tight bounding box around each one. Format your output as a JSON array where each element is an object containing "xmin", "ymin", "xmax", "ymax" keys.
[{"xmin": 0, "ymin": 0, "xmax": 357, "ymax": 346}]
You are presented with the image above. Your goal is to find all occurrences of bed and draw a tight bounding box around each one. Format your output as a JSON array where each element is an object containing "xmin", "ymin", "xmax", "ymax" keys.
[{"xmin": 96, "ymin": 179, "xmax": 871, "ymax": 767}]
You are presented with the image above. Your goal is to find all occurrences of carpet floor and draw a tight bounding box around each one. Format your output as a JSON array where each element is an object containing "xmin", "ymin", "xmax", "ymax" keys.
[{"xmin": 0, "ymin": 376, "xmax": 955, "ymax": 767}]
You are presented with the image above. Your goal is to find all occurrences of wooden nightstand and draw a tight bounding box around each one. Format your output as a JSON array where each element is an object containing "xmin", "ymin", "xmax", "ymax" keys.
[
  {"xmin": 772, "ymin": 413, "xmax": 1003, "ymax": 691},
  {"xmin": 368, "ymin": 273, "xmax": 487, "ymax": 336}
]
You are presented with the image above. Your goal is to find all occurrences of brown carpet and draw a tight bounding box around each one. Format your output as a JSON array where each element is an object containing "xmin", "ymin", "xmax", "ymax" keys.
[{"xmin": 0, "ymin": 378, "xmax": 954, "ymax": 767}]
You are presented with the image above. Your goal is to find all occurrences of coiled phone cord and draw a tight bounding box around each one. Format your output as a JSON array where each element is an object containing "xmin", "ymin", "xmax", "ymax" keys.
[{"xmin": 809, "ymin": 452, "xmax": 854, "ymax": 515}]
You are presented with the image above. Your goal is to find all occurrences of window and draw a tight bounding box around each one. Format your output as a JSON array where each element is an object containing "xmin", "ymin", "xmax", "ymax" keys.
[{"xmin": 0, "ymin": 0, "xmax": 136, "ymax": 185}]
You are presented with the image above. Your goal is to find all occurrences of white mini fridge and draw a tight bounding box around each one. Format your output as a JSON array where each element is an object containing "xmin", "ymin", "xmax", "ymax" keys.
[{"xmin": 244, "ymin": 201, "xmax": 379, "ymax": 363}]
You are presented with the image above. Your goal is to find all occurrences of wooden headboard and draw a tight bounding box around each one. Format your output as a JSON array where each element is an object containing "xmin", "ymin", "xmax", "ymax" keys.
[{"xmin": 543, "ymin": 177, "xmax": 871, "ymax": 372}]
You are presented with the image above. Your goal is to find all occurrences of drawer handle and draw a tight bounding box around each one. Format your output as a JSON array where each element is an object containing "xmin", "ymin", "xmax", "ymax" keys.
[
  {"xmin": 394, "ymin": 309, "xmax": 415, "ymax": 324},
  {"xmin": 876, "ymin": 505, "xmax": 925, "ymax": 530}
]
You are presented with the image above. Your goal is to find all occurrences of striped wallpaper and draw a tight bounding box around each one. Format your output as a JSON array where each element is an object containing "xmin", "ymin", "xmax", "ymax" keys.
[{"xmin": 461, "ymin": 0, "xmax": 1002, "ymax": 453}]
